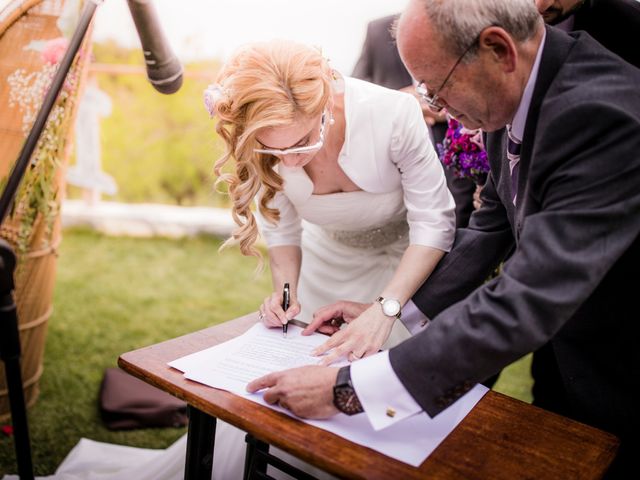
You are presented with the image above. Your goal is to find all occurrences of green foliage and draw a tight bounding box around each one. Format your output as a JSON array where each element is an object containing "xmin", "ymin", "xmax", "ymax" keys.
[
  {"xmin": 70, "ymin": 42, "xmax": 229, "ymax": 206},
  {"xmin": 494, "ymin": 354, "xmax": 533, "ymax": 403},
  {"xmin": 0, "ymin": 229, "xmax": 271, "ymax": 475},
  {"xmin": 4, "ymin": 50, "xmax": 85, "ymax": 254}
]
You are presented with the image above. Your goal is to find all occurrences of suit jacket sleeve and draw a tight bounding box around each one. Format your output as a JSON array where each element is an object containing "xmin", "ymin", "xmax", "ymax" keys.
[
  {"xmin": 411, "ymin": 162, "xmax": 515, "ymax": 319},
  {"xmin": 392, "ymin": 102, "xmax": 640, "ymax": 417}
]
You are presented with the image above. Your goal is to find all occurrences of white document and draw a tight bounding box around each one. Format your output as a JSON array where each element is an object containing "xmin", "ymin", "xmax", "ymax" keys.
[
  {"xmin": 177, "ymin": 324, "xmax": 341, "ymax": 392},
  {"xmin": 169, "ymin": 323, "xmax": 488, "ymax": 467}
]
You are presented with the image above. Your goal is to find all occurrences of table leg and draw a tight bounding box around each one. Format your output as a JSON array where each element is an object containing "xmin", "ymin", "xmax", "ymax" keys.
[
  {"xmin": 244, "ymin": 434, "xmax": 270, "ymax": 480},
  {"xmin": 184, "ymin": 405, "xmax": 216, "ymax": 480}
]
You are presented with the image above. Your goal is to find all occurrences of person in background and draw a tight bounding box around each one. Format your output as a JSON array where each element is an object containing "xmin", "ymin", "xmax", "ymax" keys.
[
  {"xmin": 351, "ymin": 15, "xmax": 413, "ymax": 90},
  {"xmin": 247, "ymin": 1, "xmax": 640, "ymax": 477},
  {"xmin": 352, "ymin": 14, "xmax": 476, "ymax": 228},
  {"xmin": 351, "ymin": 13, "xmax": 446, "ymax": 136},
  {"xmin": 536, "ymin": 0, "xmax": 640, "ymax": 67}
]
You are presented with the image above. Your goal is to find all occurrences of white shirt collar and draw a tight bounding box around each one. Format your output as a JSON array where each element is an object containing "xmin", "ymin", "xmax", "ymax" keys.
[{"xmin": 509, "ymin": 28, "xmax": 547, "ymax": 143}]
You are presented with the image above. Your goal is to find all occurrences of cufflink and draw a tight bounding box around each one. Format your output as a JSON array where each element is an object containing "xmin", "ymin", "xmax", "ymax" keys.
[{"xmin": 386, "ymin": 407, "xmax": 396, "ymax": 418}]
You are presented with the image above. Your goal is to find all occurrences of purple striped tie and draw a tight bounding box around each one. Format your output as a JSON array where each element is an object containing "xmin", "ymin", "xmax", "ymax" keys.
[{"xmin": 507, "ymin": 126, "xmax": 521, "ymax": 204}]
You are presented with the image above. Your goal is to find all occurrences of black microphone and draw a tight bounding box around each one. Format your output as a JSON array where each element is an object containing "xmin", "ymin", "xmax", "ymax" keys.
[{"xmin": 126, "ymin": 0, "xmax": 183, "ymax": 94}]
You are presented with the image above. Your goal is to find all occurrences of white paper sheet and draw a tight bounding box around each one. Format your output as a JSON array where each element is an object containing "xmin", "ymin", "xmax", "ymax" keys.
[{"xmin": 168, "ymin": 323, "xmax": 488, "ymax": 467}]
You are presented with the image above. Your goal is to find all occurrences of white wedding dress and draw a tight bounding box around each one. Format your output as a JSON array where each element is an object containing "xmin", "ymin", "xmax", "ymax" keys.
[
  {"xmin": 1, "ymin": 423, "xmax": 335, "ymax": 480},
  {"xmin": 289, "ymin": 184, "xmax": 413, "ymax": 348}
]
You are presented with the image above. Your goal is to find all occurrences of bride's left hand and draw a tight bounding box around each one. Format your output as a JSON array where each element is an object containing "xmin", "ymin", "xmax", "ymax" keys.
[{"xmin": 310, "ymin": 304, "xmax": 396, "ymax": 366}]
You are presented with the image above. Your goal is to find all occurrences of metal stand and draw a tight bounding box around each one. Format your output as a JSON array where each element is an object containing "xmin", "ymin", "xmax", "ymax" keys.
[
  {"xmin": 243, "ymin": 434, "xmax": 319, "ymax": 480},
  {"xmin": 184, "ymin": 406, "xmax": 216, "ymax": 480},
  {"xmin": 0, "ymin": 1, "xmax": 101, "ymax": 477},
  {"xmin": 0, "ymin": 240, "xmax": 32, "ymax": 480}
]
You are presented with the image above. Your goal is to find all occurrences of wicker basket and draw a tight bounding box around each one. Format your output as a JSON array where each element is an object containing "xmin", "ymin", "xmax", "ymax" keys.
[{"xmin": 0, "ymin": 0, "xmax": 92, "ymax": 421}]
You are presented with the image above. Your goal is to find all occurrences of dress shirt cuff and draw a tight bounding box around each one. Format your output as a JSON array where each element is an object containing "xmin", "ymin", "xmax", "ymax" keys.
[
  {"xmin": 351, "ymin": 351, "xmax": 423, "ymax": 431},
  {"xmin": 400, "ymin": 299, "xmax": 430, "ymax": 335}
]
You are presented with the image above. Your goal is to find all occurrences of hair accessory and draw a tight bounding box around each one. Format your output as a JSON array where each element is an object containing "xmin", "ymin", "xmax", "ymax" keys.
[{"xmin": 203, "ymin": 83, "xmax": 225, "ymax": 118}]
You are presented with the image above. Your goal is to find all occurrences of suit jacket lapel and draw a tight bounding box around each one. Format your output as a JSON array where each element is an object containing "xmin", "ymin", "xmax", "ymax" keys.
[{"xmin": 514, "ymin": 27, "xmax": 574, "ymax": 224}]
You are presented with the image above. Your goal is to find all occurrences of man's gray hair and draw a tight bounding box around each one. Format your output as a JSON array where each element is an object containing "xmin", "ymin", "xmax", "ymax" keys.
[{"xmin": 422, "ymin": 0, "xmax": 541, "ymax": 58}]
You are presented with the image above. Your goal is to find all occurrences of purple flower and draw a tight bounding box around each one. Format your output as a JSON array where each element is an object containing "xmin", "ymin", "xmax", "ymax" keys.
[{"xmin": 436, "ymin": 118, "xmax": 489, "ymax": 184}]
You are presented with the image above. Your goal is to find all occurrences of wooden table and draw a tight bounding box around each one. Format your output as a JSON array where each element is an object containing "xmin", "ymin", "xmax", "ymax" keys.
[{"xmin": 118, "ymin": 313, "xmax": 619, "ymax": 480}]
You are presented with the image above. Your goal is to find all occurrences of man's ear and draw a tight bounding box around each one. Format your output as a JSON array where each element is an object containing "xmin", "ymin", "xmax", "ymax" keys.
[{"xmin": 478, "ymin": 26, "xmax": 517, "ymax": 73}]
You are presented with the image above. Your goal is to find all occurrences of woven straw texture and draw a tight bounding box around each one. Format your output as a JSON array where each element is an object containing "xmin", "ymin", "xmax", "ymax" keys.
[{"xmin": 0, "ymin": 0, "xmax": 92, "ymax": 421}]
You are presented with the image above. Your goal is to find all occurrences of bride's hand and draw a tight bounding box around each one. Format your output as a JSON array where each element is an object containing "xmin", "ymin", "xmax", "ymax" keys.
[
  {"xmin": 259, "ymin": 292, "xmax": 301, "ymax": 328},
  {"xmin": 310, "ymin": 303, "xmax": 396, "ymax": 365},
  {"xmin": 303, "ymin": 301, "xmax": 370, "ymax": 335}
]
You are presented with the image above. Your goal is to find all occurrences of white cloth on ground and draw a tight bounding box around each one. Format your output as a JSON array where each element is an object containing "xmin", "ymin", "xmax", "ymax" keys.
[{"xmin": 1, "ymin": 421, "xmax": 336, "ymax": 480}]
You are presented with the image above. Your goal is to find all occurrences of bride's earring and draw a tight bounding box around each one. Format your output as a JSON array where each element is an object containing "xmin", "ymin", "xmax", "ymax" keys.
[{"xmin": 329, "ymin": 111, "xmax": 335, "ymax": 125}]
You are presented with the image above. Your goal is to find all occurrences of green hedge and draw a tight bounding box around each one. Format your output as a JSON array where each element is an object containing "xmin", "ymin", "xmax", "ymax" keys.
[{"xmin": 67, "ymin": 41, "xmax": 230, "ymax": 207}]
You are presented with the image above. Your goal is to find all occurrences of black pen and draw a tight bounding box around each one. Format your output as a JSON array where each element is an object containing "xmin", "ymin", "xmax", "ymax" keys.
[{"xmin": 282, "ymin": 282, "xmax": 290, "ymax": 338}]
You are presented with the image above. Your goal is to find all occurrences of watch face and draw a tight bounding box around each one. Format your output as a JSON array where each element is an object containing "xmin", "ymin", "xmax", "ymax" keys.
[
  {"xmin": 382, "ymin": 299, "xmax": 401, "ymax": 316},
  {"xmin": 334, "ymin": 386, "xmax": 363, "ymax": 415}
]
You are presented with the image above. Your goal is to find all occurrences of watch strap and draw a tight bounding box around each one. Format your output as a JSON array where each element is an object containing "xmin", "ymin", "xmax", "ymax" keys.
[
  {"xmin": 336, "ymin": 365, "xmax": 351, "ymax": 386},
  {"xmin": 333, "ymin": 366, "xmax": 364, "ymax": 415}
]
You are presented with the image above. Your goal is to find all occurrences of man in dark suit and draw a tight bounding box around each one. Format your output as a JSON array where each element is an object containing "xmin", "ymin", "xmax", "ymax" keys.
[
  {"xmin": 536, "ymin": 0, "xmax": 640, "ymax": 67},
  {"xmin": 352, "ymin": 14, "xmax": 476, "ymax": 228},
  {"xmin": 248, "ymin": 0, "xmax": 640, "ymax": 475},
  {"xmin": 531, "ymin": 0, "xmax": 640, "ymax": 415}
]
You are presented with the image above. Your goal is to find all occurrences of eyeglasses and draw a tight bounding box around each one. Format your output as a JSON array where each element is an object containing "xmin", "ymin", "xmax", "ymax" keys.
[
  {"xmin": 415, "ymin": 35, "xmax": 480, "ymax": 113},
  {"xmin": 254, "ymin": 112, "xmax": 326, "ymax": 156}
]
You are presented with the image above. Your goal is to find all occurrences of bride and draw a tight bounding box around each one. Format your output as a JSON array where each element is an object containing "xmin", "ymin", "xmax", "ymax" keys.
[
  {"xmin": 211, "ymin": 39, "xmax": 455, "ymax": 358},
  {"xmin": 9, "ymin": 40, "xmax": 455, "ymax": 480},
  {"xmin": 204, "ymin": 38, "xmax": 455, "ymax": 478}
]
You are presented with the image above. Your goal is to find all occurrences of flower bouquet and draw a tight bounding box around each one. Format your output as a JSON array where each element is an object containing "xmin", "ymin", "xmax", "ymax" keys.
[{"xmin": 436, "ymin": 117, "xmax": 489, "ymax": 186}]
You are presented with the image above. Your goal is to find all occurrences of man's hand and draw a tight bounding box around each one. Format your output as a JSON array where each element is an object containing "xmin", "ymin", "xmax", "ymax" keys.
[
  {"xmin": 303, "ymin": 300, "xmax": 370, "ymax": 336},
  {"xmin": 420, "ymin": 105, "xmax": 448, "ymax": 126},
  {"xmin": 246, "ymin": 365, "xmax": 340, "ymax": 419},
  {"xmin": 473, "ymin": 184, "xmax": 484, "ymax": 210}
]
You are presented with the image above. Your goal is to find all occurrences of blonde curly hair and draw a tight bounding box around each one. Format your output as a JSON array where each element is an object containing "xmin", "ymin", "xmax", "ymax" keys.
[{"xmin": 211, "ymin": 40, "xmax": 333, "ymax": 265}]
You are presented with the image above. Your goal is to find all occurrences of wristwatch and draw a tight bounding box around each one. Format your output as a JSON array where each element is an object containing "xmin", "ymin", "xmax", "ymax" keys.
[
  {"xmin": 333, "ymin": 366, "xmax": 364, "ymax": 415},
  {"xmin": 376, "ymin": 296, "xmax": 401, "ymax": 319}
]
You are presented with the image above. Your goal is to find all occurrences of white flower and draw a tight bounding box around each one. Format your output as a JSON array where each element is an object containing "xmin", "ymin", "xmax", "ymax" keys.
[{"xmin": 203, "ymin": 83, "xmax": 225, "ymax": 118}]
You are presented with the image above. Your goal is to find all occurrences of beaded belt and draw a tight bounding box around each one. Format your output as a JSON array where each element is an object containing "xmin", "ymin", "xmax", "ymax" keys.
[{"xmin": 325, "ymin": 220, "xmax": 409, "ymax": 249}]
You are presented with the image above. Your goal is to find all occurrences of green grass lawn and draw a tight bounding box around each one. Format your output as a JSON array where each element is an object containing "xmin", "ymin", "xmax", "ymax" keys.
[{"xmin": 0, "ymin": 228, "xmax": 532, "ymax": 475}]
